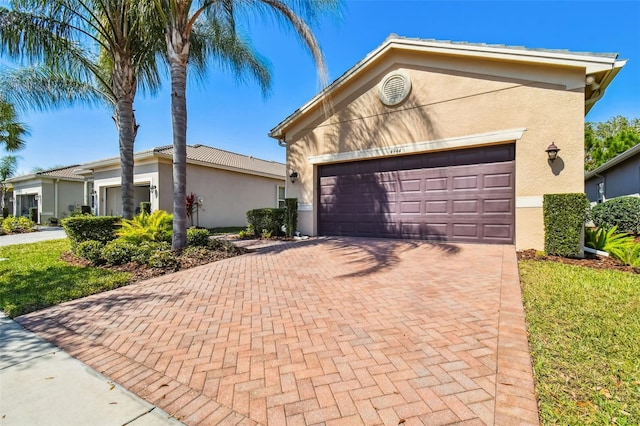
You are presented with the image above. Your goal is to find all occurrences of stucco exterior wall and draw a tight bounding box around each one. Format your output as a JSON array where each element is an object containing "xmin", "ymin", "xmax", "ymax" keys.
[
  {"xmin": 93, "ymin": 161, "xmax": 159, "ymax": 216},
  {"xmin": 285, "ymin": 54, "xmax": 585, "ymax": 250},
  {"xmin": 10, "ymin": 178, "xmax": 83, "ymax": 223},
  {"xmin": 183, "ymin": 164, "xmax": 284, "ymax": 228},
  {"xmin": 585, "ymin": 154, "xmax": 640, "ymax": 202}
]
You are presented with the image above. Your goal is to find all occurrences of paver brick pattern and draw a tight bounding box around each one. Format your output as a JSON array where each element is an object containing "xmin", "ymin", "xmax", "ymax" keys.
[{"xmin": 17, "ymin": 238, "xmax": 539, "ymax": 425}]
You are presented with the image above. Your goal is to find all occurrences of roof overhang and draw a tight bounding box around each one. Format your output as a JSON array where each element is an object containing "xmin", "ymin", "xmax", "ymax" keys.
[
  {"xmin": 585, "ymin": 143, "xmax": 640, "ymax": 180},
  {"xmin": 269, "ymin": 36, "xmax": 626, "ymax": 141}
]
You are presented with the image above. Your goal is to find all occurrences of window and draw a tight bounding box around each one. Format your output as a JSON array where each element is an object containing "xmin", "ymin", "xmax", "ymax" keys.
[{"xmin": 277, "ymin": 185, "xmax": 285, "ymax": 208}]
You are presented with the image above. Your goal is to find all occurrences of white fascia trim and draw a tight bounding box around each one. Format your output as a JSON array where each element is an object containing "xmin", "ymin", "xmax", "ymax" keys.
[
  {"xmin": 309, "ymin": 128, "xmax": 526, "ymax": 165},
  {"xmin": 516, "ymin": 196, "xmax": 543, "ymax": 208},
  {"xmin": 298, "ymin": 203, "xmax": 313, "ymax": 212},
  {"xmin": 392, "ymin": 39, "xmax": 621, "ymax": 74}
]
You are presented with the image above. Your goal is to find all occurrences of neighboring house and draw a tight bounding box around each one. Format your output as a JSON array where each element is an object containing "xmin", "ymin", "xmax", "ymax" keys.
[
  {"xmin": 269, "ymin": 35, "xmax": 625, "ymax": 250},
  {"xmin": 74, "ymin": 144, "xmax": 286, "ymax": 228},
  {"xmin": 5, "ymin": 165, "xmax": 86, "ymax": 223},
  {"xmin": 585, "ymin": 143, "xmax": 640, "ymax": 203}
]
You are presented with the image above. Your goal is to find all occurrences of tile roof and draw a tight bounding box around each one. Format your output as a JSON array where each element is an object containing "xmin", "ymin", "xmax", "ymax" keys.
[
  {"xmin": 38, "ymin": 165, "xmax": 84, "ymax": 180},
  {"xmin": 153, "ymin": 144, "xmax": 286, "ymax": 177}
]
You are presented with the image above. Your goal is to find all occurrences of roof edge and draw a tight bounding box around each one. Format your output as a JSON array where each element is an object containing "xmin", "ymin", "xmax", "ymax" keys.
[
  {"xmin": 585, "ymin": 143, "xmax": 640, "ymax": 179},
  {"xmin": 270, "ymin": 35, "xmax": 625, "ymax": 139}
]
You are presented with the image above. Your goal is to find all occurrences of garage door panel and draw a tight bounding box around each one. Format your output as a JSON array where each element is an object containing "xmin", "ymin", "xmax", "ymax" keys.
[
  {"xmin": 452, "ymin": 223, "xmax": 479, "ymax": 238},
  {"xmin": 318, "ymin": 144, "xmax": 514, "ymax": 244},
  {"xmin": 483, "ymin": 199, "xmax": 513, "ymax": 214}
]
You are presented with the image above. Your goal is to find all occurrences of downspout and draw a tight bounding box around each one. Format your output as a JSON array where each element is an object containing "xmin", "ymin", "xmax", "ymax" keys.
[{"xmin": 55, "ymin": 179, "xmax": 59, "ymax": 219}]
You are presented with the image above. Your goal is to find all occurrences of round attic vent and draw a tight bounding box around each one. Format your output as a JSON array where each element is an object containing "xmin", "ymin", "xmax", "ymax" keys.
[{"xmin": 378, "ymin": 71, "xmax": 411, "ymax": 106}]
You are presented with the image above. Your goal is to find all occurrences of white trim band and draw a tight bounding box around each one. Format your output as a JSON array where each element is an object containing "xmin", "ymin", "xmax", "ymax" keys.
[
  {"xmin": 308, "ymin": 128, "xmax": 526, "ymax": 165},
  {"xmin": 516, "ymin": 196, "xmax": 543, "ymax": 208},
  {"xmin": 298, "ymin": 204, "xmax": 313, "ymax": 212}
]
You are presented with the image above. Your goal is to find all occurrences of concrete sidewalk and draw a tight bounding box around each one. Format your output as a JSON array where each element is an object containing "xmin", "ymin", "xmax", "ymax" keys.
[
  {"xmin": 0, "ymin": 227, "xmax": 67, "ymax": 247},
  {"xmin": 0, "ymin": 313, "xmax": 183, "ymax": 426}
]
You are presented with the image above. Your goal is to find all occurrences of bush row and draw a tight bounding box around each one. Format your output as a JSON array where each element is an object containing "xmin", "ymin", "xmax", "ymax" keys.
[
  {"xmin": 0, "ymin": 216, "xmax": 36, "ymax": 234},
  {"xmin": 591, "ymin": 196, "xmax": 640, "ymax": 234}
]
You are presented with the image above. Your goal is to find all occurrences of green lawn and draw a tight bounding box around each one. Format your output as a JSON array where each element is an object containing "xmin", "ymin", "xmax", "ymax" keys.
[
  {"xmin": 0, "ymin": 239, "xmax": 130, "ymax": 318},
  {"xmin": 520, "ymin": 260, "xmax": 640, "ymax": 425},
  {"xmin": 208, "ymin": 226, "xmax": 245, "ymax": 235}
]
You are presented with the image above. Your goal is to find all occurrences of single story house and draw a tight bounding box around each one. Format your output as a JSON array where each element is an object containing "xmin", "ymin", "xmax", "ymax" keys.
[
  {"xmin": 269, "ymin": 35, "xmax": 625, "ymax": 250},
  {"xmin": 74, "ymin": 144, "xmax": 286, "ymax": 228},
  {"xmin": 5, "ymin": 165, "xmax": 86, "ymax": 223},
  {"xmin": 585, "ymin": 143, "xmax": 640, "ymax": 203}
]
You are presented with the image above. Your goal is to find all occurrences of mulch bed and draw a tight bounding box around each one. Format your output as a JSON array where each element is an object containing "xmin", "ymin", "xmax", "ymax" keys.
[
  {"xmin": 61, "ymin": 245, "xmax": 250, "ymax": 284},
  {"xmin": 517, "ymin": 249, "xmax": 640, "ymax": 274}
]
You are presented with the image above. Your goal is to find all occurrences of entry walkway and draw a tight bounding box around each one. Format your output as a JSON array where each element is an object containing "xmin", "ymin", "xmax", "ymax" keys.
[{"xmin": 16, "ymin": 238, "xmax": 539, "ymax": 425}]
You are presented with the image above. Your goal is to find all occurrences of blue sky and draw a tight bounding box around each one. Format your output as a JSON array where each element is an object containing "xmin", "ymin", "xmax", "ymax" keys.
[{"xmin": 4, "ymin": 0, "xmax": 640, "ymax": 175}]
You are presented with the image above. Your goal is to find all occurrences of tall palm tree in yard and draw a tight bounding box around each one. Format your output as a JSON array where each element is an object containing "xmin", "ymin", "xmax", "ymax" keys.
[
  {"xmin": 0, "ymin": 100, "xmax": 29, "ymax": 152},
  {"xmin": 0, "ymin": 1, "xmax": 164, "ymax": 219},
  {"xmin": 152, "ymin": 0, "xmax": 337, "ymax": 250},
  {"xmin": 0, "ymin": 155, "xmax": 19, "ymax": 214}
]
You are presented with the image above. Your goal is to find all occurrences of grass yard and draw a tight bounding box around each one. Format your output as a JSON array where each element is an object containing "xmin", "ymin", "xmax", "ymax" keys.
[
  {"xmin": 0, "ymin": 239, "xmax": 130, "ymax": 318},
  {"xmin": 519, "ymin": 260, "xmax": 640, "ymax": 425},
  {"xmin": 209, "ymin": 226, "xmax": 246, "ymax": 235}
]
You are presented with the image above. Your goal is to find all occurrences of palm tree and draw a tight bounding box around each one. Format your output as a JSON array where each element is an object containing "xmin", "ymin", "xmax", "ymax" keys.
[
  {"xmin": 0, "ymin": 100, "xmax": 29, "ymax": 152},
  {"xmin": 153, "ymin": 0, "xmax": 336, "ymax": 250},
  {"xmin": 0, "ymin": 1, "xmax": 164, "ymax": 219},
  {"xmin": 0, "ymin": 155, "xmax": 19, "ymax": 215}
]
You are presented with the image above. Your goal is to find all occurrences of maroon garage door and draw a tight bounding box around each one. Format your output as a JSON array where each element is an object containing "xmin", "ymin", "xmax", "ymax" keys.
[{"xmin": 318, "ymin": 144, "xmax": 515, "ymax": 244}]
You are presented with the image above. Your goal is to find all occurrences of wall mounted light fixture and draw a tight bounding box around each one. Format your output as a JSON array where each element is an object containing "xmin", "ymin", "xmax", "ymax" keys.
[
  {"xmin": 34, "ymin": 194, "xmax": 40, "ymax": 201},
  {"xmin": 545, "ymin": 142, "xmax": 560, "ymax": 162},
  {"xmin": 289, "ymin": 171, "xmax": 299, "ymax": 184},
  {"xmin": 149, "ymin": 185, "xmax": 157, "ymax": 193}
]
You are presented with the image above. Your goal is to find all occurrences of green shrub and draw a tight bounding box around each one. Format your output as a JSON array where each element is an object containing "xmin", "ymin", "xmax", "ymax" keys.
[
  {"xmin": 2, "ymin": 207, "xmax": 8, "ymax": 218},
  {"xmin": 140, "ymin": 202, "xmax": 151, "ymax": 215},
  {"xmin": 1, "ymin": 216, "xmax": 35, "ymax": 233},
  {"xmin": 117, "ymin": 210, "xmax": 173, "ymax": 244},
  {"xmin": 81, "ymin": 205, "xmax": 91, "ymax": 215},
  {"xmin": 187, "ymin": 227, "xmax": 211, "ymax": 247},
  {"xmin": 75, "ymin": 240, "xmax": 105, "ymax": 265},
  {"xmin": 543, "ymin": 193, "xmax": 589, "ymax": 257},
  {"xmin": 131, "ymin": 241, "xmax": 170, "ymax": 264},
  {"xmin": 29, "ymin": 207, "xmax": 37, "ymax": 223},
  {"xmin": 182, "ymin": 246, "xmax": 209, "ymax": 258},
  {"xmin": 608, "ymin": 242, "xmax": 640, "ymax": 267},
  {"xmin": 101, "ymin": 239, "xmax": 138, "ymax": 265},
  {"xmin": 147, "ymin": 249, "xmax": 178, "ymax": 269},
  {"xmin": 238, "ymin": 229, "xmax": 251, "ymax": 239},
  {"xmin": 592, "ymin": 196, "xmax": 640, "ymax": 234},
  {"xmin": 246, "ymin": 208, "xmax": 285, "ymax": 237},
  {"xmin": 47, "ymin": 217, "xmax": 59, "ymax": 226},
  {"xmin": 284, "ymin": 198, "xmax": 298, "ymax": 237},
  {"xmin": 585, "ymin": 226, "xmax": 634, "ymax": 251},
  {"xmin": 61, "ymin": 216, "xmax": 120, "ymax": 249}
]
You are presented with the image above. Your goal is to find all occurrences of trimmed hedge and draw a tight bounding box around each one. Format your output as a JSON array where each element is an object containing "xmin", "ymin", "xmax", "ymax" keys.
[
  {"xmin": 543, "ymin": 193, "xmax": 589, "ymax": 257},
  {"xmin": 246, "ymin": 208, "xmax": 285, "ymax": 237},
  {"xmin": 140, "ymin": 202, "xmax": 151, "ymax": 215},
  {"xmin": 592, "ymin": 196, "xmax": 640, "ymax": 234},
  {"xmin": 61, "ymin": 216, "xmax": 121, "ymax": 249},
  {"xmin": 187, "ymin": 227, "xmax": 211, "ymax": 247},
  {"xmin": 29, "ymin": 207, "xmax": 37, "ymax": 223},
  {"xmin": 284, "ymin": 198, "xmax": 298, "ymax": 237}
]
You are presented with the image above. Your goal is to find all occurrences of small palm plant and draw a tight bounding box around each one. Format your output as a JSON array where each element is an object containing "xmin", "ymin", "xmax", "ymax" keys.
[
  {"xmin": 585, "ymin": 226, "xmax": 639, "ymax": 266},
  {"xmin": 117, "ymin": 210, "xmax": 173, "ymax": 244}
]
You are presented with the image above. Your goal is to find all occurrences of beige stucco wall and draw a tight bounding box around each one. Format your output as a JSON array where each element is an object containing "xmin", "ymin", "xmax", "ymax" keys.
[
  {"xmin": 284, "ymin": 52, "xmax": 585, "ymax": 250},
  {"xmin": 182, "ymin": 164, "xmax": 284, "ymax": 228},
  {"xmin": 93, "ymin": 161, "xmax": 159, "ymax": 215},
  {"xmin": 11, "ymin": 178, "xmax": 84, "ymax": 223}
]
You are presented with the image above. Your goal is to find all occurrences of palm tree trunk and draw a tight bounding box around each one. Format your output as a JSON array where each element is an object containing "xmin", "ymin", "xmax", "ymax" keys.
[
  {"xmin": 113, "ymin": 57, "xmax": 138, "ymax": 220},
  {"xmin": 115, "ymin": 97, "xmax": 137, "ymax": 219},
  {"xmin": 169, "ymin": 49, "xmax": 189, "ymax": 250}
]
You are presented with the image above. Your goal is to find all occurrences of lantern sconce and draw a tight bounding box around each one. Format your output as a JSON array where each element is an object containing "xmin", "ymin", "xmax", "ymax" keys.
[
  {"xmin": 545, "ymin": 142, "xmax": 560, "ymax": 162},
  {"xmin": 289, "ymin": 171, "xmax": 299, "ymax": 184},
  {"xmin": 34, "ymin": 194, "xmax": 40, "ymax": 201}
]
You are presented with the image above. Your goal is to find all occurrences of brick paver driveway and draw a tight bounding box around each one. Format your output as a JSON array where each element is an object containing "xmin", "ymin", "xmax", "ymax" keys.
[{"xmin": 17, "ymin": 238, "xmax": 539, "ymax": 425}]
